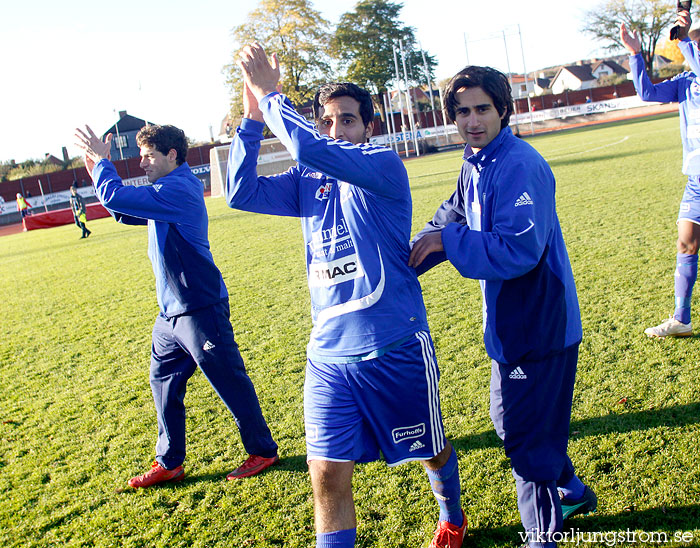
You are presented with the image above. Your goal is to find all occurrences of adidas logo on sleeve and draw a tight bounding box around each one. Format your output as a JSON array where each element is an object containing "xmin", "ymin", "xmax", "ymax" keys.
[
  {"xmin": 514, "ymin": 192, "xmax": 533, "ymax": 207},
  {"xmin": 508, "ymin": 366, "xmax": 527, "ymax": 380}
]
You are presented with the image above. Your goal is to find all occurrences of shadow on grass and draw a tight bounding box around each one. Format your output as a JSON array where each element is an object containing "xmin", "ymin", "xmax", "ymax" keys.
[
  {"xmin": 453, "ymin": 402, "xmax": 700, "ymax": 453},
  {"xmin": 113, "ymin": 455, "xmax": 309, "ymax": 493},
  {"xmin": 468, "ymin": 504, "xmax": 700, "ymax": 547},
  {"xmin": 547, "ymin": 148, "xmax": 658, "ymax": 169},
  {"xmin": 523, "ymin": 111, "xmax": 678, "ymax": 143},
  {"xmin": 192, "ymin": 454, "xmax": 310, "ymax": 486}
]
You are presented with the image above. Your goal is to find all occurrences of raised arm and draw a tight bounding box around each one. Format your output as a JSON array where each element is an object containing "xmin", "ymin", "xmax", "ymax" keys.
[
  {"xmin": 675, "ymin": 9, "xmax": 700, "ymax": 75},
  {"xmin": 238, "ymin": 43, "xmax": 407, "ymax": 198},
  {"xmin": 225, "ymin": 76, "xmax": 302, "ymax": 217},
  {"xmin": 621, "ymin": 22, "xmax": 682, "ymax": 103},
  {"xmin": 75, "ymin": 125, "xmax": 191, "ymax": 225}
]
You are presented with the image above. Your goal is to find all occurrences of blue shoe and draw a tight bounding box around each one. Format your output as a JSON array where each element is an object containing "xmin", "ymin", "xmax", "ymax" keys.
[{"xmin": 559, "ymin": 485, "xmax": 597, "ymax": 519}]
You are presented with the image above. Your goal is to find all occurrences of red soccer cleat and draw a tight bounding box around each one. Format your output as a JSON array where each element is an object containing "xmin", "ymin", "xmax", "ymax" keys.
[
  {"xmin": 127, "ymin": 461, "xmax": 185, "ymax": 489},
  {"xmin": 428, "ymin": 510, "xmax": 467, "ymax": 548},
  {"xmin": 226, "ymin": 454, "xmax": 279, "ymax": 480}
]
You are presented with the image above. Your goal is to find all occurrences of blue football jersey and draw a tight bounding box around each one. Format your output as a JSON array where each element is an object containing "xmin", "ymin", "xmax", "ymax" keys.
[
  {"xmin": 630, "ymin": 40, "xmax": 700, "ymax": 175},
  {"xmin": 226, "ymin": 93, "xmax": 429, "ymax": 358}
]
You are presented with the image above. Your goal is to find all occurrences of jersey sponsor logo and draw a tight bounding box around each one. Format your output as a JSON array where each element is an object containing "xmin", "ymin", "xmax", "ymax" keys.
[
  {"xmin": 308, "ymin": 219, "xmax": 355, "ymax": 258},
  {"xmin": 392, "ymin": 423, "xmax": 426, "ymax": 444},
  {"xmin": 315, "ymin": 246, "xmax": 386, "ymax": 323},
  {"xmin": 308, "ymin": 254, "xmax": 364, "ymax": 287},
  {"xmin": 514, "ymin": 192, "xmax": 533, "ymax": 207},
  {"xmin": 153, "ymin": 184, "xmax": 163, "ymax": 192},
  {"xmin": 310, "ymin": 218, "xmax": 350, "ymax": 246},
  {"xmin": 680, "ymin": 203, "xmax": 691, "ymax": 213},
  {"xmin": 315, "ymin": 182, "xmax": 333, "ymax": 201},
  {"xmin": 508, "ymin": 366, "xmax": 527, "ymax": 380}
]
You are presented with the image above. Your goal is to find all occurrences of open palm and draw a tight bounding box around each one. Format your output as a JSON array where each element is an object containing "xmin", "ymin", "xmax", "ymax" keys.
[{"xmin": 620, "ymin": 22, "xmax": 641, "ymax": 54}]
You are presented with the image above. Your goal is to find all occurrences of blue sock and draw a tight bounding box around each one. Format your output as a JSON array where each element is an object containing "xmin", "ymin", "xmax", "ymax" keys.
[
  {"xmin": 558, "ymin": 474, "xmax": 585, "ymax": 500},
  {"xmin": 425, "ymin": 447, "xmax": 463, "ymax": 526},
  {"xmin": 674, "ymin": 253, "xmax": 697, "ymax": 325},
  {"xmin": 316, "ymin": 528, "xmax": 356, "ymax": 548}
]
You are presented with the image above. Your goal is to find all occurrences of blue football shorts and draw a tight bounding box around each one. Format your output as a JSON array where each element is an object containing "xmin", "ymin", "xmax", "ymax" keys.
[
  {"xmin": 678, "ymin": 175, "xmax": 700, "ymax": 224},
  {"xmin": 304, "ymin": 330, "xmax": 446, "ymax": 466}
]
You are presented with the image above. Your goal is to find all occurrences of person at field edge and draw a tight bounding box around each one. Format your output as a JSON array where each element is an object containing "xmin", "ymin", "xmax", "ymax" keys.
[
  {"xmin": 16, "ymin": 193, "xmax": 31, "ymax": 218},
  {"xmin": 621, "ymin": 9, "xmax": 700, "ymax": 338},
  {"xmin": 69, "ymin": 182, "xmax": 91, "ymax": 239},
  {"xmin": 409, "ymin": 66, "xmax": 597, "ymax": 548},
  {"xmin": 74, "ymin": 123, "xmax": 278, "ymax": 488},
  {"xmin": 226, "ymin": 43, "xmax": 465, "ymax": 548}
]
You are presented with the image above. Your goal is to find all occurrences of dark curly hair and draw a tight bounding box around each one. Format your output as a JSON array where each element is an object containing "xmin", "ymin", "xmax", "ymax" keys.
[
  {"xmin": 312, "ymin": 82, "xmax": 375, "ymax": 127},
  {"xmin": 136, "ymin": 124, "xmax": 188, "ymax": 166},
  {"xmin": 444, "ymin": 66, "xmax": 514, "ymax": 129}
]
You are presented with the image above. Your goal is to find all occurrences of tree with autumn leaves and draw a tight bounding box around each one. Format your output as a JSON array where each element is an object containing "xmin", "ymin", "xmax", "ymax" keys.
[
  {"xmin": 582, "ymin": 0, "xmax": 700, "ymax": 76},
  {"xmin": 224, "ymin": 0, "xmax": 435, "ymax": 128}
]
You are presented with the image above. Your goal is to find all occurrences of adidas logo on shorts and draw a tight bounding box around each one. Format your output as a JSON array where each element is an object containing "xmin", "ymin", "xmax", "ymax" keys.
[
  {"xmin": 508, "ymin": 366, "xmax": 527, "ymax": 380},
  {"xmin": 409, "ymin": 440, "xmax": 425, "ymax": 452}
]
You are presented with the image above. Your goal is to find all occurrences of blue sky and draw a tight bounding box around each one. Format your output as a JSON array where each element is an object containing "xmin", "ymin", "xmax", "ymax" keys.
[{"xmin": 1, "ymin": 0, "xmax": 610, "ymax": 163}]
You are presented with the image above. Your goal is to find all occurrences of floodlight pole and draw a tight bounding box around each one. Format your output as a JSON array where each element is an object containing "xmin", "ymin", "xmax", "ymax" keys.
[
  {"xmin": 383, "ymin": 91, "xmax": 399, "ymax": 153},
  {"xmin": 399, "ymin": 40, "xmax": 420, "ymax": 157},
  {"xmin": 463, "ymin": 32, "xmax": 470, "ymax": 65},
  {"xmin": 518, "ymin": 24, "xmax": 535, "ymax": 136},
  {"xmin": 438, "ymin": 86, "xmax": 451, "ymax": 146},
  {"xmin": 502, "ymin": 31, "xmax": 520, "ymax": 136},
  {"xmin": 420, "ymin": 43, "xmax": 443, "ymax": 147},
  {"xmin": 112, "ymin": 109, "xmax": 125, "ymax": 161},
  {"xmin": 393, "ymin": 45, "xmax": 410, "ymax": 158}
]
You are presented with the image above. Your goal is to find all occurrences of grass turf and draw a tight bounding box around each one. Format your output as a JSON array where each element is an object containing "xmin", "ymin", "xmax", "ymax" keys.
[{"xmin": 1, "ymin": 113, "xmax": 699, "ymax": 547}]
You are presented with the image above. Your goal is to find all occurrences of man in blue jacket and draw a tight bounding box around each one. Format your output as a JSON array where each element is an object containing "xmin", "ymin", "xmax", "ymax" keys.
[
  {"xmin": 622, "ymin": 9, "xmax": 700, "ymax": 338},
  {"xmin": 409, "ymin": 66, "xmax": 596, "ymax": 547},
  {"xmin": 227, "ymin": 43, "xmax": 465, "ymax": 548},
  {"xmin": 74, "ymin": 123, "xmax": 278, "ymax": 488}
]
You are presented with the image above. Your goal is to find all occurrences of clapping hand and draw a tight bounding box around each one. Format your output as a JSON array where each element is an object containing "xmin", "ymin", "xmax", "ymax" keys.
[{"xmin": 74, "ymin": 125, "xmax": 112, "ymax": 174}]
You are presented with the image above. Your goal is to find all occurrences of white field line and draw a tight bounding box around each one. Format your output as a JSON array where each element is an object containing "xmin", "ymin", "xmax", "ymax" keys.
[
  {"xmin": 544, "ymin": 136, "xmax": 630, "ymax": 161},
  {"xmin": 541, "ymin": 125, "xmax": 675, "ymax": 156}
]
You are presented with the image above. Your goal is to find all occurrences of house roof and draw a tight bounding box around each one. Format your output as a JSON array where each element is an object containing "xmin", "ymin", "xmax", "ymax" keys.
[
  {"xmin": 591, "ymin": 59, "xmax": 628, "ymax": 75},
  {"xmin": 102, "ymin": 113, "xmax": 149, "ymax": 138},
  {"xmin": 535, "ymin": 77, "xmax": 551, "ymax": 89},
  {"xmin": 559, "ymin": 64, "xmax": 596, "ymax": 82},
  {"xmin": 44, "ymin": 154, "xmax": 63, "ymax": 166}
]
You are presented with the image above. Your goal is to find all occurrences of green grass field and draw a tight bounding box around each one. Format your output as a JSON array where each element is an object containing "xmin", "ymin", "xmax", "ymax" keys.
[{"xmin": 1, "ymin": 113, "xmax": 699, "ymax": 547}]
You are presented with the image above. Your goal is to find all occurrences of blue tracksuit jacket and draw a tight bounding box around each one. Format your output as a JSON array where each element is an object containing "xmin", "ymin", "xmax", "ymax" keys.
[
  {"xmin": 413, "ymin": 126, "xmax": 582, "ymax": 364},
  {"xmin": 630, "ymin": 39, "xmax": 700, "ymax": 175},
  {"xmin": 91, "ymin": 160, "xmax": 228, "ymax": 317},
  {"xmin": 226, "ymin": 92, "xmax": 429, "ymax": 359}
]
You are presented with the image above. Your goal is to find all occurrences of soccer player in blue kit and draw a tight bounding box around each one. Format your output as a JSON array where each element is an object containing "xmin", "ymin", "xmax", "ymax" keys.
[
  {"xmin": 74, "ymin": 123, "xmax": 278, "ymax": 488},
  {"xmin": 409, "ymin": 66, "xmax": 596, "ymax": 547},
  {"xmin": 622, "ymin": 9, "xmax": 700, "ymax": 338},
  {"xmin": 226, "ymin": 43, "xmax": 465, "ymax": 548}
]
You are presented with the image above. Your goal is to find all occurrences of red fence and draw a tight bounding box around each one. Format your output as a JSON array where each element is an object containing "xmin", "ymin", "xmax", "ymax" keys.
[
  {"xmin": 1, "ymin": 143, "xmax": 215, "ymax": 202},
  {"xmin": 1, "ymin": 78, "xmax": 669, "ymax": 203},
  {"xmin": 23, "ymin": 202, "xmax": 111, "ymax": 231}
]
